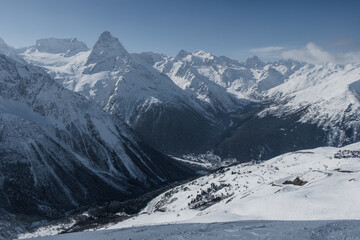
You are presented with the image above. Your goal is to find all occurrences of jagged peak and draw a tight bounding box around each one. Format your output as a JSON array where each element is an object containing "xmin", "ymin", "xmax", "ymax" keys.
[
  {"xmin": 245, "ymin": 55, "xmax": 265, "ymax": 69},
  {"xmin": 193, "ymin": 50, "xmax": 214, "ymax": 60},
  {"xmin": 92, "ymin": 31, "xmax": 128, "ymax": 55},
  {"xmin": 98, "ymin": 31, "xmax": 112, "ymax": 40},
  {"xmin": 174, "ymin": 49, "xmax": 190, "ymax": 59},
  {"xmin": 84, "ymin": 31, "xmax": 131, "ymax": 74},
  {"xmin": 90, "ymin": 31, "xmax": 129, "ymax": 58}
]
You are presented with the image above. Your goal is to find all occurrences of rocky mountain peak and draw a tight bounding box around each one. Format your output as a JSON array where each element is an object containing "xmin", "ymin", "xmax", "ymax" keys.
[
  {"xmin": 245, "ymin": 55, "xmax": 265, "ymax": 69},
  {"xmin": 84, "ymin": 31, "xmax": 131, "ymax": 74}
]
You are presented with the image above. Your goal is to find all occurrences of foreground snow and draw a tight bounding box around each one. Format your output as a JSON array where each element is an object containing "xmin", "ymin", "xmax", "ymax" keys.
[
  {"xmin": 104, "ymin": 142, "xmax": 360, "ymax": 230},
  {"xmin": 29, "ymin": 220, "xmax": 360, "ymax": 240}
]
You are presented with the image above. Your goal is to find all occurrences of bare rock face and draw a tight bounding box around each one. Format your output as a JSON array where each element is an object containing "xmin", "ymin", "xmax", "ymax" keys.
[{"xmin": 84, "ymin": 31, "xmax": 131, "ymax": 74}]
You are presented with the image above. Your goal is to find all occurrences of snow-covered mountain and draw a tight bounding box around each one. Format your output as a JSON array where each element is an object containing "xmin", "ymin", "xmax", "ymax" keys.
[
  {"xmin": 10, "ymin": 32, "xmax": 360, "ymax": 162},
  {"xmin": 261, "ymin": 62, "xmax": 360, "ymax": 144},
  {"xmin": 34, "ymin": 38, "xmax": 89, "ymax": 57},
  {"xmin": 83, "ymin": 31, "xmax": 130, "ymax": 74},
  {"xmin": 19, "ymin": 32, "xmax": 247, "ymax": 155},
  {"xmin": 135, "ymin": 49, "xmax": 359, "ymax": 161},
  {"xmin": 213, "ymin": 63, "xmax": 360, "ymax": 161},
  {"xmin": 151, "ymin": 50, "xmax": 304, "ymax": 100},
  {"xmin": 136, "ymin": 50, "xmax": 243, "ymax": 114},
  {"xmin": 0, "ymin": 54, "xmax": 195, "ymax": 226}
]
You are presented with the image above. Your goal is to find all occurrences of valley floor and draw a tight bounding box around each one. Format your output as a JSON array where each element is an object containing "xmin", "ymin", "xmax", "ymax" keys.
[{"xmin": 28, "ymin": 220, "xmax": 360, "ymax": 240}]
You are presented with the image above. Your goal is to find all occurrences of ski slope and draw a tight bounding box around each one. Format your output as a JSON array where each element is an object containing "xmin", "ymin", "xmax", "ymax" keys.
[
  {"xmin": 104, "ymin": 142, "xmax": 360, "ymax": 229},
  {"xmin": 26, "ymin": 220, "xmax": 360, "ymax": 240}
]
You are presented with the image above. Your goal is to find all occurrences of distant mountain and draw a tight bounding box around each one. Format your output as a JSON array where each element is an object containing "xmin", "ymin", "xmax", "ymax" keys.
[
  {"xmin": 0, "ymin": 54, "xmax": 195, "ymax": 221},
  {"xmin": 34, "ymin": 37, "xmax": 89, "ymax": 57},
  {"xmin": 152, "ymin": 50, "xmax": 304, "ymax": 100},
  {"xmin": 262, "ymin": 62, "xmax": 360, "ymax": 143},
  {"xmin": 139, "ymin": 49, "xmax": 245, "ymax": 114},
  {"xmin": 83, "ymin": 31, "xmax": 130, "ymax": 73},
  {"xmin": 244, "ymin": 55, "xmax": 265, "ymax": 69},
  {"xmin": 147, "ymin": 50, "xmax": 360, "ymax": 161}
]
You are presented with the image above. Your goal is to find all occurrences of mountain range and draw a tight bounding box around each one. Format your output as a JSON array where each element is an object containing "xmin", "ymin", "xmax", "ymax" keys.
[{"xmin": 6, "ymin": 31, "xmax": 359, "ymax": 161}]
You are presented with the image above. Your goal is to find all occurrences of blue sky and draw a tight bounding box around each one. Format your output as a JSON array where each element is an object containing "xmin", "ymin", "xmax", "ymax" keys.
[{"xmin": 0, "ymin": 0, "xmax": 359, "ymax": 61}]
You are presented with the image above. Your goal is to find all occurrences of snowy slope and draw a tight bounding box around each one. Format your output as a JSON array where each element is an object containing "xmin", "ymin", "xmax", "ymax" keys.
[
  {"xmin": 23, "ymin": 220, "xmax": 360, "ymax": 240},
  {"xmin": 100, "ymin": 142, "xmax": 360, "ymax": 229},
  {"xmin": 0, "ymin": 54, "xmax": 194, "ymax": 221},
  {"xmin": 261, "ymin": 63, "xmax": 360, "ymax": 145}
]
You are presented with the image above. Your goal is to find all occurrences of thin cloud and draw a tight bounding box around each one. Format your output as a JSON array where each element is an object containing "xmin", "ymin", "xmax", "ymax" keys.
[
  {"xmin": 281, "ymin": 43, "xmax": 335, "ymax": 64},
  {"xmin": 281, "ymin": 43, "xmax": 360, "ymax": 64},
  {"xmin": 250, "ymin": 43, "xmax": 360, "ymax": 64}
]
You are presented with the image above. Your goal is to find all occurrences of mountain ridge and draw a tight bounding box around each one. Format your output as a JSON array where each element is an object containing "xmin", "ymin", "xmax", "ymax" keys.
[{"xmin": 9, "ymin": 31, "xmax": 360, "ymax": 161}]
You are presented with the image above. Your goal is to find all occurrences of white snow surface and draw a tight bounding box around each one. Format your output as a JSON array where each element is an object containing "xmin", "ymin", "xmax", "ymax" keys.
[
  {"xmin": 101, "ymin": 142, "xmax": 360, "ymax": 229},
  {"xmin": 24, "ymin": 220, "xmax": 360, "ymax": 240}
]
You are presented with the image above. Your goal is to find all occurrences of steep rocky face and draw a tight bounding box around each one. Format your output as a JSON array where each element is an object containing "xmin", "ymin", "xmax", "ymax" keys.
[
  {"xmin": 83, "ymin": 31, "xmax": 131, "ymax": 74},
  {"xmin": 35, "ymin": 38, "xmax": 89, "ymax": 57},
  {"xmin": 244, "ymin": 55, "xmax": 265, "ymax": 69},
  {"xmin": 0, "ymin": 54, "xmax": 195, "ymax": 219}
]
